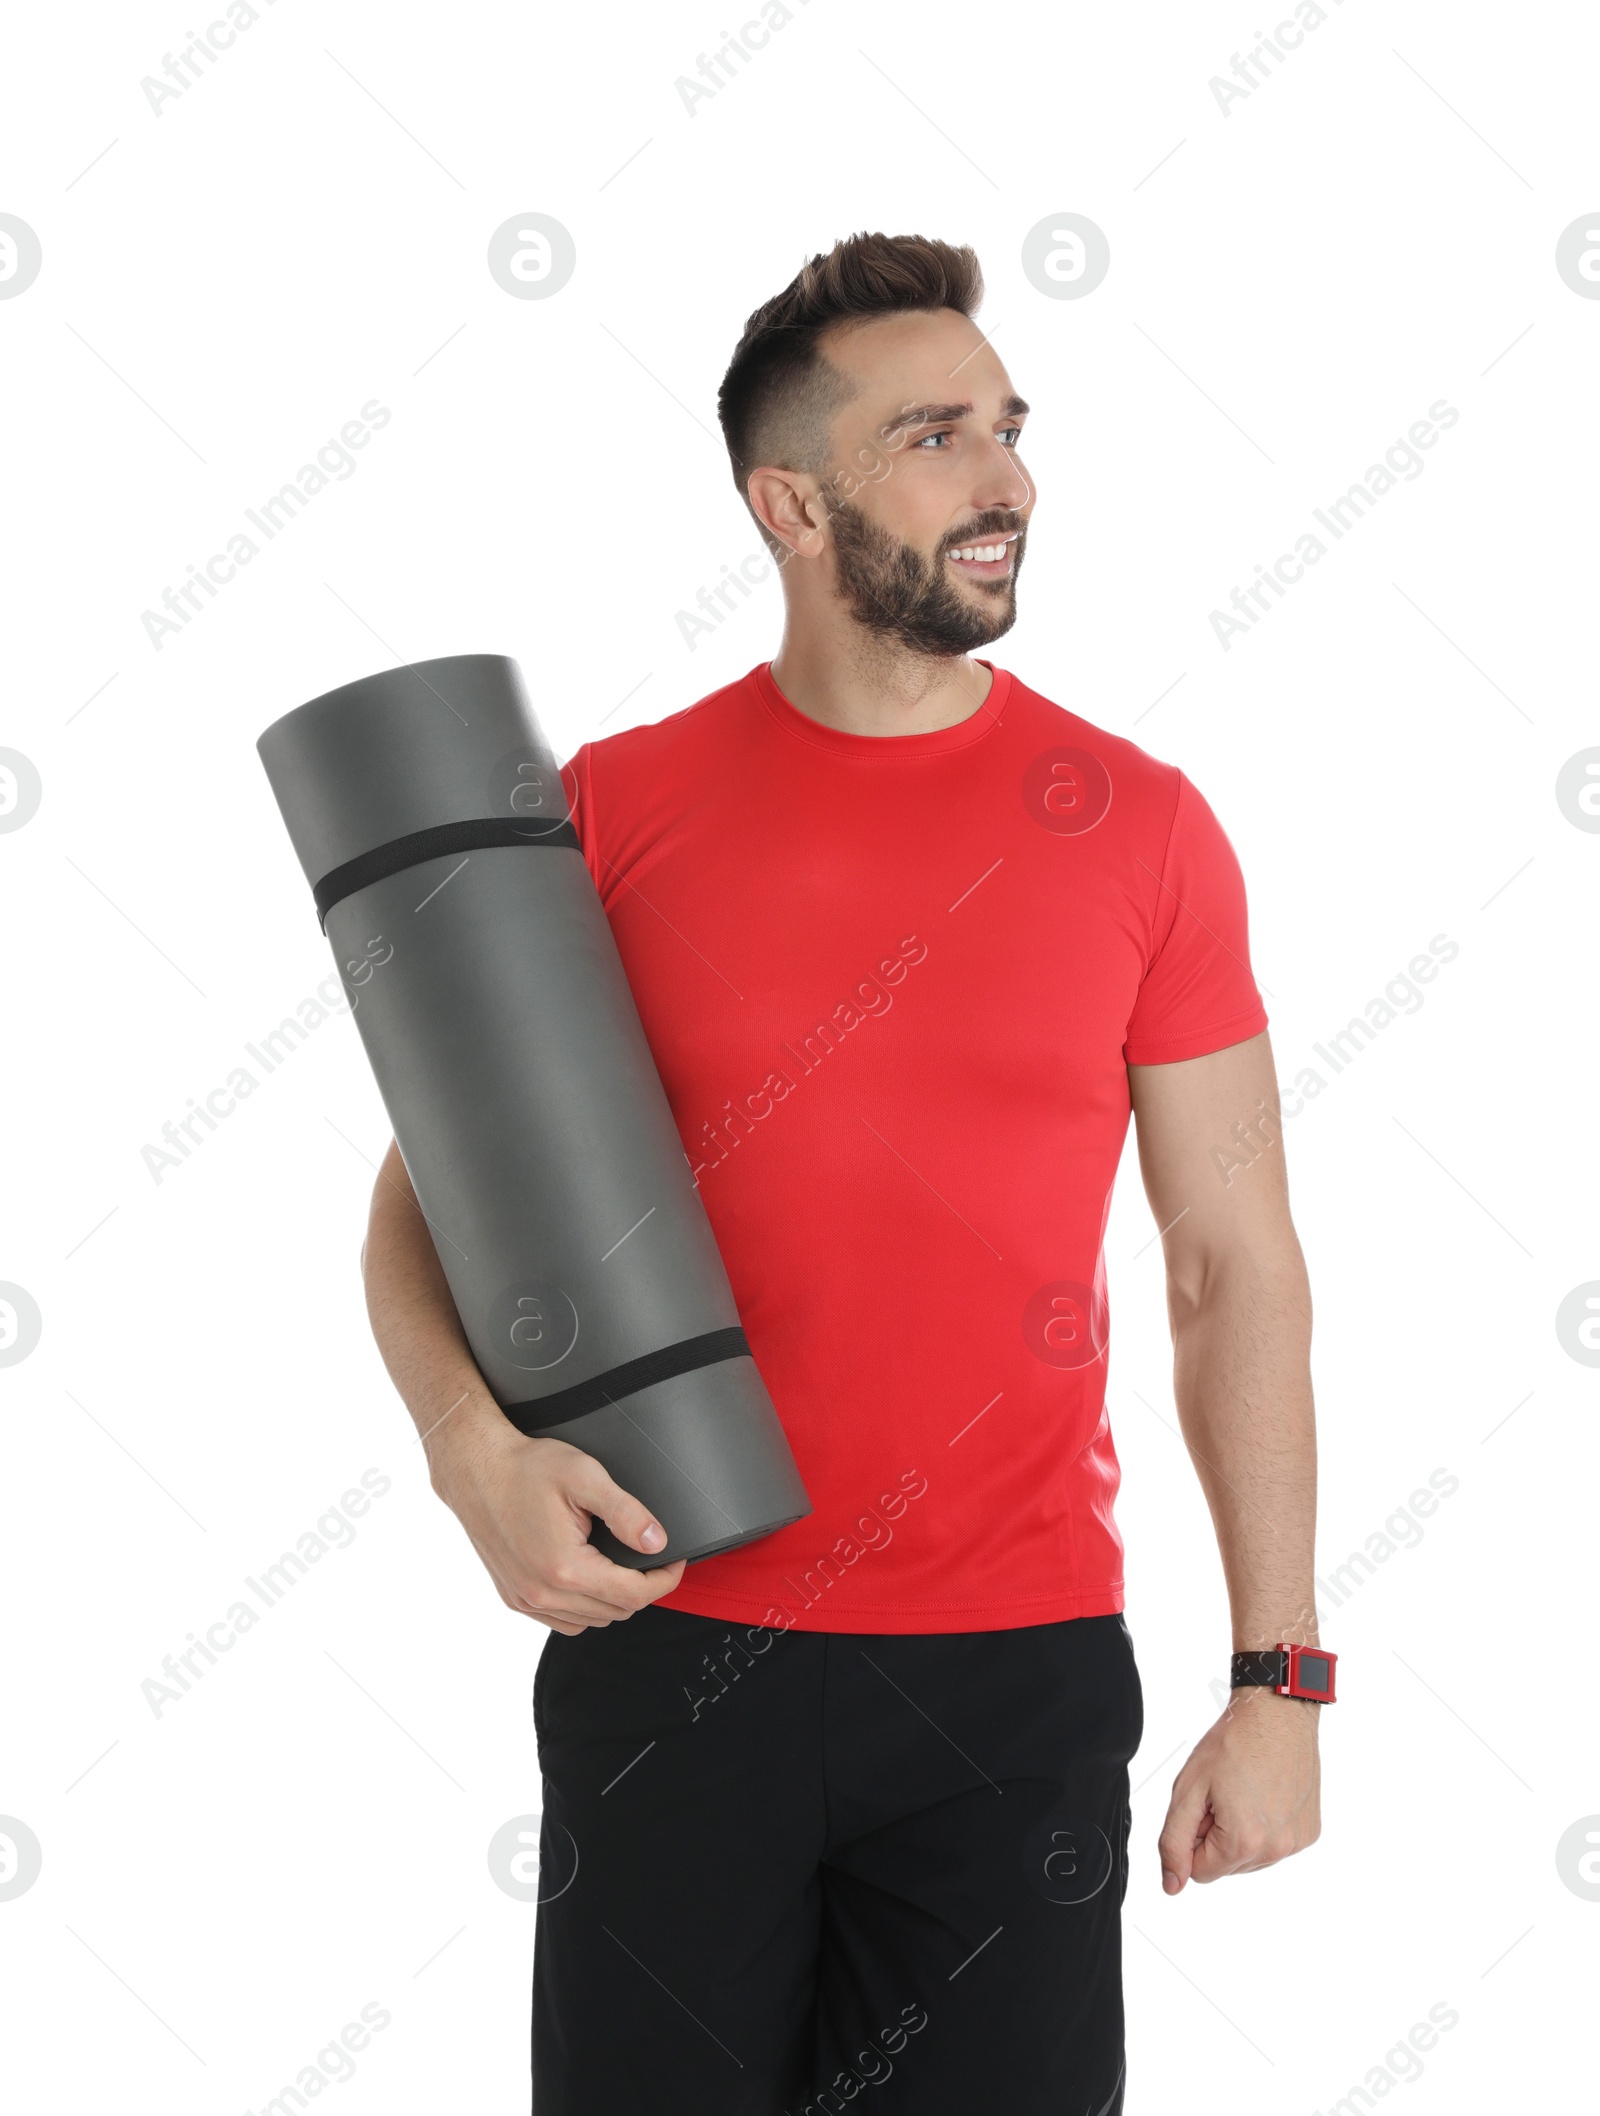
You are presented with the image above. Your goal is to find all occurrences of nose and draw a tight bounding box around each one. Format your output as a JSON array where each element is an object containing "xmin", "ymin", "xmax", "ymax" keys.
[{"xmin": 973, "ymin": 433, "xmax": 1032, "ymax": 519}]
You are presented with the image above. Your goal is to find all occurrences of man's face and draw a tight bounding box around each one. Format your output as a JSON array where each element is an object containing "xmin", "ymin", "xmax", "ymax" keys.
[{"xmin": 810, "ymin": 308, "xmax": 1035, "ymax": 656}]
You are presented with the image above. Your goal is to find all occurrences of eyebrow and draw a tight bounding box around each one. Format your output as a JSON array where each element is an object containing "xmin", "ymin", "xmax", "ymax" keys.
[{"xmin": 887, "ymin": 393, "xmax": 1030, "ymax": 431}]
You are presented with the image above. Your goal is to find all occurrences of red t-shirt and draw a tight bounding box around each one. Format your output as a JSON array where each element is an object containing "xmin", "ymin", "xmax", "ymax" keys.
[{"xmin": 564, "ymin": 660, "xmax": 1267, "ymax": 1634}]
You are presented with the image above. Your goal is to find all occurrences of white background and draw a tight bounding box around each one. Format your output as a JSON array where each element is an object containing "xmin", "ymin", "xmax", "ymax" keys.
[{"xmin": 2, "ymin": 0, "xmax": 1596, "ymax": 2109}]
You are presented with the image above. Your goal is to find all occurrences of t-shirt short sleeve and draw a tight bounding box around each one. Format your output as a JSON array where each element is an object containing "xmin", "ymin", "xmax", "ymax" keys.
[{"xmin": 1122, "ymin": 772, "xmax": 1269, "ymax": 1066}]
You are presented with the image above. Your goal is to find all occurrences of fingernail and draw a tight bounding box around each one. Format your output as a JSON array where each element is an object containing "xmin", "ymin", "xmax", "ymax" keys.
[
  {"xmin": 641, "ymin": 1523, "xmax": 665, "ymax": 1550},
  {"xmin": 1162, "ymin": 1870, "xmax": 1181, "ymax": 1895}
]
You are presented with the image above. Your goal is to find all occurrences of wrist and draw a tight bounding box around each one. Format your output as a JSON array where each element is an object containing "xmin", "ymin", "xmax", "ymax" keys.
[
  {"xmin": 1230, "ymin": 1641, "xmax": 1337, "ymax": 1705},
  {"xmin": 1232, "ymin": 1612, "xmax": 1319, "ymax": 1654},
  {"xmin": 423, "ymin": 1391, "xmax": 522, "ymax": 1503},
  {"xmin": 1228, "ymin": 1680, "xmax": 1319, "ymax": 1716}
]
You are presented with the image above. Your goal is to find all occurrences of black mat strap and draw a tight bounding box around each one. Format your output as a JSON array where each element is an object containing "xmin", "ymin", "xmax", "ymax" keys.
[
  {"xmin": 498, "ymin": 1326, "xmax": 752, "ymax": 1438},
  {"xmin": 313, "ymin": 815, "xmax": 581, "ymax": 929}
]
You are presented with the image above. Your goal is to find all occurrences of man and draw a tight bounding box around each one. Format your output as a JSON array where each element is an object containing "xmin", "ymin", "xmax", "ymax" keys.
[{"xmin": 361, "ymin": 232, "xmax": 1325, "ymax": 2114}]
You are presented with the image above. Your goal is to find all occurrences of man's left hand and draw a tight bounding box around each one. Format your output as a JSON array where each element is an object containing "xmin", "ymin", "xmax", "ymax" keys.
[{"xmin": 1157, "ymin": 1684, "xmax": 1322, "ymax": 1893}]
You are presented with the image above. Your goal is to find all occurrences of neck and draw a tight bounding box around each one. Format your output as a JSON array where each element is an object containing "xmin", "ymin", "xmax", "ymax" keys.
[{"xmin": 767, "ymin": 623, "xmax": 995, "ymax": 737}]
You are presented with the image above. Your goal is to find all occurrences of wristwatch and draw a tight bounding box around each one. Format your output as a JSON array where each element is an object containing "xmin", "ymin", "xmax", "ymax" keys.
[{"xmin": 1230, "ymin": 1644, "xmax": 1337, "ymax": 1702}]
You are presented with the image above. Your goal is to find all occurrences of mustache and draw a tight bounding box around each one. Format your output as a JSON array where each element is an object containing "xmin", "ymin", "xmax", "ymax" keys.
[{"xmin": 939, "ymin": 516, "xmax": 1027, "ymax": 554}]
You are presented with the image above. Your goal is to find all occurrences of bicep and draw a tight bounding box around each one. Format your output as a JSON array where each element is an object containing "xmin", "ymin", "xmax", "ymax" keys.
[{"xmin": 1127, "ymin": 1031, "xmax": 1297, "ymax": 1295}]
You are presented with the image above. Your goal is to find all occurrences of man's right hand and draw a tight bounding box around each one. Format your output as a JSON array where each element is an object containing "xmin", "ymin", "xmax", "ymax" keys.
[{"xmin": 429, "ymin": 1407, "xmax": 688, "ymax": 1635}]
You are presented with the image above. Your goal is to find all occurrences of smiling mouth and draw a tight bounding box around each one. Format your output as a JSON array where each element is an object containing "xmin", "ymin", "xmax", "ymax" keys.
[{"xmin": 944, "ymin": 531, "xmax": 1020, "ymax": 580}]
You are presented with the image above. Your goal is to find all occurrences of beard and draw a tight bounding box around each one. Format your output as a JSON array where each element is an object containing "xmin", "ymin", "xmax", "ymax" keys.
[{"xmin": 824, "ymin": 498, "xmax": 1026, "ymax": 657}]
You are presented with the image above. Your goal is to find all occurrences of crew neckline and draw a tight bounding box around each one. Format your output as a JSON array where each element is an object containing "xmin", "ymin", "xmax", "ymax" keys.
[{"xmin": 753, "ymin": 658, "xmax": 1013, "ymax": 758}]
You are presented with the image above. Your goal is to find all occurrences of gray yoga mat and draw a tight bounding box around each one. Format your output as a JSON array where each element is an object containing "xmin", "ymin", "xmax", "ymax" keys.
[{"xmin": 256, "ymin": 653, "xmax": 811, "ymax": 1569}]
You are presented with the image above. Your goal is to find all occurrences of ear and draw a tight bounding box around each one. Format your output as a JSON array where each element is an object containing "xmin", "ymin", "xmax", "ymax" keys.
[{"xmin": 745, "ymin": 467, "xmax": 828, "ymax": 560}]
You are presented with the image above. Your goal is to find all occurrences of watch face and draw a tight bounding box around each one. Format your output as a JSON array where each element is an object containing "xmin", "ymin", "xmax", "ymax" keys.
[{"xmin": 1295, "ymin": 1653, "xmax": 1331, "ymax": 1694}]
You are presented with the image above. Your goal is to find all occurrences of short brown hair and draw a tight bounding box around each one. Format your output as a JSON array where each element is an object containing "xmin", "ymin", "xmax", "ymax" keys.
[{"xmin": 717, "ymin": 232, "xmax": 983, "ymax": 540}]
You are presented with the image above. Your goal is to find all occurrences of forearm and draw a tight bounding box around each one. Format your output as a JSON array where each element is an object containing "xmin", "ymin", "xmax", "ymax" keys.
[
  {"xmin": 360, "ymin": 1137, "xmax": 514, "ymax": 1495},
  {"xmin": 1167, "ymin": 1240, "xmax": 1318, "ymax": 1651},
  {"xmin": 1132, "ymin": 1037, "xmax": 1324, "ymax": 1889},
  {"xmin": 359, "ymin": 1138, "xmax": 680, "ymax": 1626}
]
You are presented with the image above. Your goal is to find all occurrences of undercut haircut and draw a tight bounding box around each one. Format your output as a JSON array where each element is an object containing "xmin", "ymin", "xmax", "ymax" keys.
[{"xmin": 717, "ymin": 232, "xmax": 984, "ymax": 554}]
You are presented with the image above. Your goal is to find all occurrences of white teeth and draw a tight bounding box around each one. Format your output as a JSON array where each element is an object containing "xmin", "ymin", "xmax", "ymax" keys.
[{"xmin": 950, "ymin": 539, "xmax": 1011, "ymax": 563}]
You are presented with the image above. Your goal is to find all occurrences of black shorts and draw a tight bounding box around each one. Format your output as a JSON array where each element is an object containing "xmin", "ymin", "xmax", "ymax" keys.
[{"xmin": 531, "ymin": 1603, "xmax": 1143, "ymax": 2114}]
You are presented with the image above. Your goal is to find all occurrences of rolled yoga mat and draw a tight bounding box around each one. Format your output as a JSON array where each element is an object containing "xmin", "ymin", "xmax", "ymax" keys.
[{"xmin": 256, "ymin": 653, "xmax": 812, "ymax": 1569}]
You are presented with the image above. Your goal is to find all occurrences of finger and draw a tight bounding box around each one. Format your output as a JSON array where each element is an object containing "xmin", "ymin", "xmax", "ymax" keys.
[
  {"xmin": 553, "ymin": 1557, "xmax": 685, "ymax": 1621},
  {"xmin": 514, "ymin": 1570, "xmax": 656, "ymax": 1625},
  {"xmin": 519, "ymin": 1556, "xmax": 686, "ymax": 1632},
  {"xmin": 560, "ymin": 1455, "xmax": 671, "ymax": 1560},
  {"xmin": 464, "ymin": 1525, "xmax": 647, "ymax": 1628},
  {"xmin": 517, "ymin": 1538, "xmax": 687, "ymax": 1622},
  {"xmin": 1189, "ymin": 1824, "xmax": 1244, "ymax": 1883},
  {"xmin": 1157, "ymin": 1770, "xmax": 1213, "ymax": 1894},
  {"xmin": 526, "ymin": 1608, "xmax": 587, "ymax": 1636},
  {"xmin": 1218, "ymin": 1828, "xmax": 1298, "ymax": 1877},
  {"xmin": 493, "ymin": 1543, "xmax": 658, "ymax": 1627},
  {"xmin": 637, "ymin": 1557, "xmax": 688, "ymax": 1595},
  {"xmin": 505, "ymin": 1579, "xmax": 614, "ymax": 1626},
  {"xmin": 1190, "ymin": 1811, "xmax": 1298, "ymax": 1881},
  {"xmin": 529, "ymin": 1557, "xmax": 685, "ymax": 1630}
]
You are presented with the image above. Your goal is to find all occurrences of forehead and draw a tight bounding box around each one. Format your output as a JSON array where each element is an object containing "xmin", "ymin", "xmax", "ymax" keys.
[{"xmin": 819, "ymin": 307, "xmax": 1022, "ymax": 430}]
